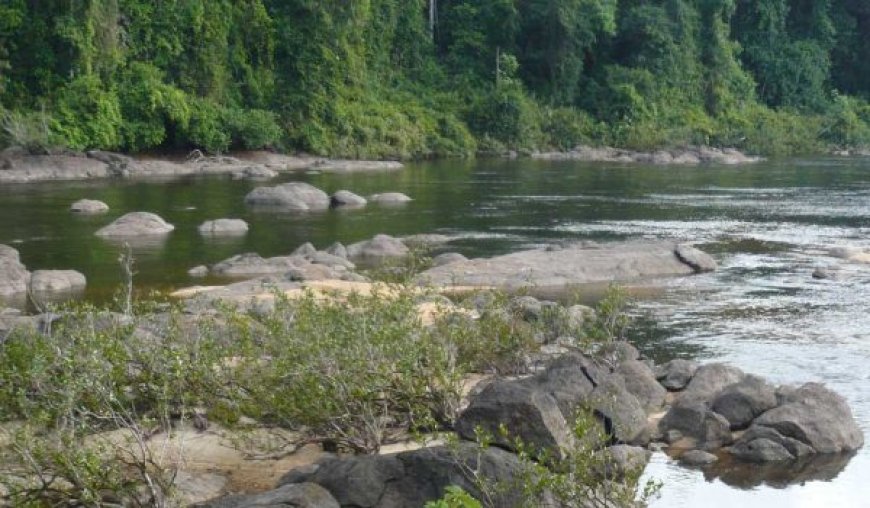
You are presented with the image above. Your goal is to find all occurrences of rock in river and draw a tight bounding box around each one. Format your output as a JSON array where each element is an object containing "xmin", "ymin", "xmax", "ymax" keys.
[
  {"xmin": 330, "ymin": 190, "xmax": 367, "ymax": 208},
  {"xmin": 245, "ymin": 182, "xmax": 330, "ymax": 211},
  {"xmin": 70, "ymin": 199, "xmax": 109, "ymax": 214},
  {"xmin": 346, "ymin": 235, "xmax": 410, "ymax": 263},
  {"xmin": 30, "ymin": 270, "xmax": 86, "ymax": 293},
  {"xmin": 198, "ymin": 219, "xmax": 249, "ymax": 236},
  {"xmin": 368, "ymin": 192, "xmax": 412, "ymax": 204},
  {"xmin": 417, "ymin": 241, "xmax": 717, "ymax": 289},
  {"xmin": 95, "ymin": 212, "xmax": 175, "ymax": 237}
]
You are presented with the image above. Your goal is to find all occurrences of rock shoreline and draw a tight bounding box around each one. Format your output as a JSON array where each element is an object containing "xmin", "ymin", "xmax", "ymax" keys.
[
  {"xmin": 0, "ymin": 150, "xmax": 404, "ymax": 184},
  {"xmin": 532, "ymin": 145, "xmax": 762, "ymax": 165}
]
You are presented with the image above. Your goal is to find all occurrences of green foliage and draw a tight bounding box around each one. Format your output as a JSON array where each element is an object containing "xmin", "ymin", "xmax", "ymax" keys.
[
  {"xmin": 0, "ymin": 108, "xmax": 57, "ymax": 154},
  {"xmin": 2, "ymin": 0, "xmax": 870, "ymax": 157},
  {"xmin": 425, "ymin": 486, "xmax": 484, "ymax": 508},
  {"xmin": 52, "ymin": 75, "xmax": 123, "ymax": 151}
]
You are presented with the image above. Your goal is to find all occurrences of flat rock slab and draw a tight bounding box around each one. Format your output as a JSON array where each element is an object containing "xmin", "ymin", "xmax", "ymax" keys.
[{"xmin": 417, "ymin": 241, "xmax": 715, "ymax": 289}]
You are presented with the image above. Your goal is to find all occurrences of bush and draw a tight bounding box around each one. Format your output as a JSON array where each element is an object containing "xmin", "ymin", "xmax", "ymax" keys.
[
  {"xmin": 51, "ymin": 75, "xmax": 123, "ymax": 150},
  {"xmin": 0, "ymin": 108, "xmax": 56, "ymax": 154},
  {"xmin": 117, "ymin": 63, "xmax": 191, "ymax": 152},
  {"xmin": 466, "ymin": 85, "xmax": 542, "ymax": 150},
  {"xmin": 224, "ymin": 107, "xmax": 283, "ymax": 150}
]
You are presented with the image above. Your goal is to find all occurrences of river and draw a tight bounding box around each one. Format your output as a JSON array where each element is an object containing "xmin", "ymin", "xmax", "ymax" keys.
[{"xmin": 1, "ymin": 156, "xmax": 869, "ymax": 506}]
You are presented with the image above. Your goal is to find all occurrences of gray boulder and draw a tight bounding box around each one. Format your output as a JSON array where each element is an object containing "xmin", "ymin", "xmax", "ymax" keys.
[
  {"xmin": 674, "ymin": 244, "xmax": 718, "ymax": 273},
  {"xmin": 678, "ymin": 363, "xmax": 745, "ymax": 405},
  {"xmin": 198, "ymin": 219, "xmax": 249, "ymax": 236},
  {"xmin": 306, "ymin": 251, "xmax": 355, "ymax": 270},
  {"xmin": 753, "ymin": 382, "xmax": 864, "ymax": 454},
  {"xmin": 432, "ymin": 252, "xmax": 468, "ymax": 267},
  {"xmin": 200, "ymin": 482, "xmax": 339, "ymax": 508},
  {"xmin": 711, "ymin": 375, "xmax": 778, "ymax": 430},
  {"xmin": 368, "ymin": 192, "xmax": 412, "ymax": 204},
  {"xmin": 729, "ymin": 425, "xmax": 815, "ymax": 462},
  {"xmin": 401, "ymin": 234, "xmax": 450, "ymax": 248},
  {"xmin": 330, "ymin": 190, "xmax": 367, "ymax": 207},
  {"xmin": 616, "ymin": 360, "xmax": 667, "ymax": 412},
  {"xmin": 455, "ymin": 378, "xmax": 574, "ymax": 459},
  {"xmin": 655, "ymin": 359, "xmax": 699, "ymax": 391},
  {"xmin": 325, "ymin": 242, "xmax": 348, "ymax": 259},
  {"xmin": 292, "ymin": 242, "xmax": 318, "ymax": 257},
  {"xmin": 188, "ymin": 265, "xmax": 209, "ymax": 278},
  {"xmin": 211, "ymin": 253, "xmax": 301, "ymax": 278},
  {"xmin": 588, "ymin": 375, "xmax": 650, "ymax": 445},
  {"xmin": 245, "ymin": 182, "xmax": 330, "ymax": 210},
  {"xmin": 600, "ymin": 445, "xmax": 652, "ymax": 479},
  {"xmin": 599, "ymin": 341, "xmax": 641, "ymax": 364},
  {"xmin": 29, "ymin": 270, "xmax": 86, "ymax": 293},
  {"xmin": 526, "ymin": 353, "xmax": 605, "ymax": 418},
  {"xmin": 0, "ymin": 245, "xmax": 29, "ymax": 297},
  {"xmin": 95, "ymin": 212, "xmax": 175, "ymax": 237},
  {"xmin": 347, "ymin": 235, "xmax": 410, "ymax": 263},
  {"xmin": 659, "ymin": 402, "xmax": 733, "ymax": 450},
  {"xmin": 280, "ymin": 443, "xmax": 530, "ymax": 508},
  {"xmin": 70, "ymin": 199, "xmax": 109, "ymax": 214}
]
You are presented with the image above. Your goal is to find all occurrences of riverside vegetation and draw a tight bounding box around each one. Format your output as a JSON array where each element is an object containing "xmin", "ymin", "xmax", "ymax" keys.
[
  {"xmin": 0, "ymin": 267, "xmax": 659, "ymax": 507},
  {"xmin": 2, "ymin": 1, "xmax": 870, "ymax": 159}
]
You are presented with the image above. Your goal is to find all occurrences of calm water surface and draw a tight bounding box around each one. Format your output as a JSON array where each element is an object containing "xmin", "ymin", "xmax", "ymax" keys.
[{"xmin": 1, "ymin": 157, "xmax": 869, "ymax": 506}]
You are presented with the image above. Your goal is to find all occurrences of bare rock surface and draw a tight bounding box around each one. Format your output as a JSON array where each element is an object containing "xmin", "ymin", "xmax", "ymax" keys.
[
  {"xmin": 347, "ymin": 235, "xmax": 410, "ymax": 263},
  {"xmin": 368, "ymin": 192, "xmax": 413, "ymax": 204},
  {"xmin": 417, "ymin": 241, "xmax": 716, "ymax": 289},
  {"xmin": 95, "ymin": 212, "xmax": 175, "ymax": 237}
]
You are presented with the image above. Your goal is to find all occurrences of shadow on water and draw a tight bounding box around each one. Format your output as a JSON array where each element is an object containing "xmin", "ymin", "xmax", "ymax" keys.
[{"xmin": 691, "ymin": 452, "xmax": 856, "ymax": 490}]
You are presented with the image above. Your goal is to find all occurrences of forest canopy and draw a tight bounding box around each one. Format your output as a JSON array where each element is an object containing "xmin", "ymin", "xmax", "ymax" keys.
[{"xmin": 1, "ymin": 0, "xmax": 869, "ymax": 158}]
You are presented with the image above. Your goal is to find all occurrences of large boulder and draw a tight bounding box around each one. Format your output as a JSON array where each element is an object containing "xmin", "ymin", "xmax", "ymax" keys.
[
  {"xmin": 674, "ymin": 244, "xmax": 718, "ymax": 273},
  {"xmin": 711, "ymin": 375, "xmax": 778, "ymax": 430},
  {"xmin": 588, "ymin": 375, "xmax": 650, "ymax": 445},
  {"xmin": 752, "ymin": 382, "xmax": 864, "ymax": 454},
  {"xmin": 729, "ymin": 425, "xmax": 815, "ymax": 462},
  {"xmin": 95, "ymin": 212, "xmax": 175, "ymax": 237},
  {"xmin": 455, "ymin": 379, "xmax": 575, "ymax": 458},
  {"xmin": 432, "ymin": 252, "xmax": 468, "ymax": 267},
  {"xmin": 655, "ymin": 359, "xmax": 699, "ymax": 391},
  {"xmin": 70, "ymin": 199, "xmax": 109, "ymax": 214},
  {"xmin": 245, "ymin": 182, "xmax": 330, "ymax": 210},
  {"xmin": 0, "ymin": 245, "xmax": 29, "ymax": 297},
  {"xmin": 659, "ymin": 402, "xmax": 733, "ymax": 450},
  {"xmin": 279, "ymin": 443, "xmax": 530, "ymax": 508},
  {"xmin": 677, "ymin": 363, "xmax": 745, "ymax": 405},
  {"xmin": 29, "ymin": 270, "xmax": 86, "ymax": 293},
  {"xmin": 525, "ymin": 353, "xmax": 607, "ymax": 418},
  {"xmin": 198, "ymin": 219, "xmax": 249, "ymax": 236},
  {"xmin": 616, "ymin": 360, "xmax": 667, "ymax": 412},
  {"xmin": 200, "ymin": 482, "xmax": 339, "ymax": 508},
  {"xmin": 347, "ymin": 235, "xmax": 410, "ymax": 263}
]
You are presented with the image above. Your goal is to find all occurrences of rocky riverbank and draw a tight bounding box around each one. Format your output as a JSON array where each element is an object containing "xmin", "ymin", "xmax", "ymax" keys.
[
  {"xmin": 0, "ymin": 149, "xmax": 403, "ymax": 184},
  {"xmin": 532, "ymin": 145, "xmax": 762, "ymax": 165}
]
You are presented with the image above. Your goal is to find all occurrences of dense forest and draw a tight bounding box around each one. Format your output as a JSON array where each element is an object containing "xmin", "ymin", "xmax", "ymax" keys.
[{"xmin": 1, "ymin": 0, "xmax": 869, "ymax": 159}]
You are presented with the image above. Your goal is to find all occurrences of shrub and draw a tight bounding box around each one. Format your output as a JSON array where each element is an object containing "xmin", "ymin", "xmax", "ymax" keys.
[
  {"xmin": 224, "ymin": 107, "xmax": 282, "ymax": 150},
  {"xmin": 117, "ymin": 63, "xmax": 191, "ymax": 152},
  {"xmin": 0, "ymin": 108, "xmax": 56, "ymax": 154},
  {"xmin": 51, "ymin": 75, "xmax": 123, "ymax": 150}
]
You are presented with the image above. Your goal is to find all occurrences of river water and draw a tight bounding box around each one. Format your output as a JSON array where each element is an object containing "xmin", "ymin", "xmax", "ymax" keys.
[{"xmin": 1, "ymin": 157, "xmax": 869, "ymax": 506}]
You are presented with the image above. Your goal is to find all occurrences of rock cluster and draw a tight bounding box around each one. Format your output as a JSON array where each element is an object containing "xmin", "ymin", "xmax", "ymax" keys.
[{"xmin": 0, "ymin": 244, "xmax": 87, "ymax": 302}]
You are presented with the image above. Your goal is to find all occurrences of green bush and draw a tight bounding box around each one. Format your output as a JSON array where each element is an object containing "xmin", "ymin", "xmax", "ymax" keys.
[
  {"xmin": 117, "ymin": 63, "xmax": 191, "ymax": 152},
  {"xmin": 51, "ymin": 75, "xmax": 123, "ymax": 150},
  {"xmin": 224, "ymin": 107, "xmax": 282, "ymax": 150}
]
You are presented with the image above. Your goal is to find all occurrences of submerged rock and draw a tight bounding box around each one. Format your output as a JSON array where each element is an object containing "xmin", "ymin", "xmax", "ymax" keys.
[
  {"xmin": 95, "ymin": 212, "xmax": 175, "ymax": 237},
  {"xmin": 70, "ymin": 199, "xmax": 109, "ymax": 214}
]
